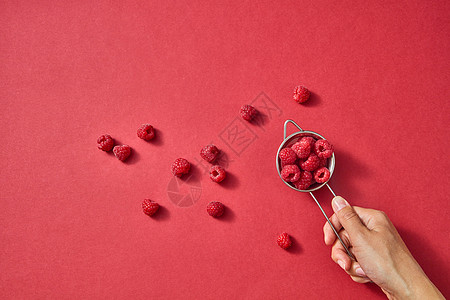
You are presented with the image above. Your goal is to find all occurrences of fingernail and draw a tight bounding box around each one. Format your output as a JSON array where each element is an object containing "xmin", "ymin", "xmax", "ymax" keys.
[
  {"xmin": 332, "ymin": 196, "xmax": 349, "ymax": 212},
  {"xmin": 355, "ymin": 267, "xmax": 366, "ymax": 277},
  {"xmin": 337, "ymin": 260, "xmax": 345, "ymax": 270}
]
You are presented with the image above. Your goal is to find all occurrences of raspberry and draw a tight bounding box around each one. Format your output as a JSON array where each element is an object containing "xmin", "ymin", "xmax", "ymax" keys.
[
  {"xmin": 281, "ymin": 164, "xmax": 301, "ymax": 182},
  {"xmin": 314, "ymin": 139, "xmax": 333, "ymax": 159},
  {"xmin": 279, "ymin": 148, "xmax": 297, "ymax": 165},
  {"xmin": 318, "ymin": 156, "xmax": 328, "ymax": 168},
  {"xmin": 200, "ymin": 144, "xmax": 220, "ymax": 163},
  {"xmin": 97, "ymin": 134, "xmax": 114, "ymax": 151},
  {"xmin": 240, "ymin": 104, "xmax": 257, "ymax": 121},
  {"xmin": 142, "ymin": 199, "xmax": 159, "ymax": 216},
  {"xmin": 300, "ymin": 153, "xmax": 320, "ymax": 171},
  {"xmin": 299, "ymin": 136, "xmax": 316, "ymax": 148},
  {"xmin": 293, "ymin": 171, "xmax": 313, "ymax": 190},
  {"xmin": 207, "ymin": 201, "xmax": 225, "ymax": 217},
  {"xmin": 314, "ymin": 167, "xmax": 331, "ymax": 183},
  {"xmin": 293, "ymin": 85, "xmax": 311, "ymax": 104},
  {"xmin": 277, "ymin": 232, "xmax": 292, "ymax": 249},
  {"xmin": 171, "ymin": 158, "xmax": 190, "ymax": 177},
  {"xmin": 291, "ymin": 140, "xmax": 311, "ymax": 159},
  {"xmin": 137, "ymin": 124, "xmax": 155, "ymax": 141},
  {"xmin": 113, "ymin": 145, "xmax": 131, "ymax": 161},
  {"xmin": 210, "ymin": 165, "xmax": 226, "ymax": 183}
]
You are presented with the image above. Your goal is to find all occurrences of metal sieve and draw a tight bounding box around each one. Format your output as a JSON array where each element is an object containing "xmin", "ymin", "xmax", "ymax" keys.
[{"xmin": 276, "ymin": 120, "xmax": 354, "ymax": 259}]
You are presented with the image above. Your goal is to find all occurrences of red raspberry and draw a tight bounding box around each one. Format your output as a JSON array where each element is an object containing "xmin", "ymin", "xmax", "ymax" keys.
[
  {"xmin": 171, "ymin": 158, "xmax": 190, "ymax": 177},
  {"xmin": 299, "ymin": 136, "xmax": 316, "ymax": 148},
  {"xmin": 277, "ymin": 232, "xmax": 292, "ymax": 249},
  {"xmin": 200, "ymin": 144, "xmax": 220, "ymax": 163},
  {"xmin": 314, "ymin": 139, "xmax": 333, "ymax": 159},
  {"xmin": 300, "ymin": 153, "xmax": 320, "ymax": 171},
  {"xmin": 210, "ymin": 165, "xmax": 226, "ymax": 183},
  {"xmin": 314, "ymin": 167, "xmax": 331, "ymax": 183},
  {"xmin": 293, "ymin": 85, "xmax": 310, "ymax": 104},
  {"xmin": 281, "ymin": 164, "xmax": 301, "ymax": 182},
  {"xmin": 207, "ymin": 201, "xmax": 225, "ymax": 217},
  {"xmin": 137, "ymin": 124, "xmax": 155, "ymax": 141},
  {"xmin": 97, "ymin": 134, "xmax": 114, "ymax": 151},
  {"xmin": 318, "ymin": 156, "xmax": 328, "ymax": 168},
  {"xmin": 279, "ymin": 148, "xmax": 297, "ymax": 165},
  {"xmin": 291, "ymin": 140, "xmax": 311, "ymax": 159},
  {"xmin": 240, "ymin": 104, "xmax": 257, "ymax": 121},
  {"xmin": 113, "ymin": 145, "xmax": 131, "ymax": 161},
  {"xmin": 142, "ymin": 199, "xmax": 159, "ymax": 216},
  {"xmin": 293, "ymin": 171, "xmax": 313, "ymax": 190}
]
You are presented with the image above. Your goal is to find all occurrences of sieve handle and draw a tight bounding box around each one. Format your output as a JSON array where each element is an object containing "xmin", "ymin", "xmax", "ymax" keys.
[
  {"xmin": 309, "ymin": 184, "xmax": 355, "ymax": 260},
  {"xmin": 284, "ymin": 120, "xmax": 303, "ymax": 139}
]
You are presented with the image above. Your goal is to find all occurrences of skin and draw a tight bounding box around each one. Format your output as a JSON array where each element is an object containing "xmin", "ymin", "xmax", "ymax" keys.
[{"xmin": 323, "ymin": 196, "xmax": 444, "ymax": 300}]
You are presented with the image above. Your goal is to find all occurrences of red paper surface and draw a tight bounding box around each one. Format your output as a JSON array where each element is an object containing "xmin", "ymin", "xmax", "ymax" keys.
[{"xmin": 1, "ymin": 1, "xmax": 449, "ymax": 299}]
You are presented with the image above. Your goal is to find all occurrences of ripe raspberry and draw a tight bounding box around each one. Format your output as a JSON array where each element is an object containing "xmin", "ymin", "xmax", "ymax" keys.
[
  {"xmin": 207, "ymin": 201, "xmax": 225, "ymax": 217},
  {"xmin": 240, "ymin": 104, "xmax": 257, "ymax": 121},
  {"xmin": 314, "ymin": 139, "xmax": 333, "ymax": 159},
  {"xmin": 210, "ymin": 165, "xmax": 226, "ymax": 183},
  {"xmin": 281, "ymin": 164, "xmax": 301, "ymax": 182},
  {"xmin": 142, "ymin": 199, "xmax": 159, "ymax": 216},
  {"xmin": 300, "ymin": 153, "xmax": 320, "ymax": 171},
  {"xmin": 200, "ymin": 144, "xmax": 220, "ymax": 163},
  {"xmin": 318, "ymin": 156, "xmax": 328, "ymax": 168},
  {"xmin": 291, "ymin": 140, "xmax": 311, "ymax": 159},
  {"xmin": 279, "ymin": 148, "xmax": 297, "ymax": 165},
  {"xmin": 113, "ymin": 145, "xmax": 131, "ymax": 161},
  {"xmin": 293, "ymin": 171, "xmax": 313, "ymax": 190},
  {"xmin": 277, "ymin": 232, "xmax": 292, "ymax": 249},
  {"xmin": 299, "ymin": 136, "xmax": 316, "ymax": 148},
  {"xmin": 293, "ymin": 85, "xmax": 311, "ymax": 104},
  {"xmin": 171, "ymin": 158, "xmax": 190, "ymax": 177},
  {"xmin": 314, "ymin": 167, "xmax": 331, "ymax": 183},
  {"xmin": 97, "ymin": 134, "xmax": 114, "ymax": 151},
  {"xmin": 137, "ymin": 124, "xmax": 155, "ymax": 141}
]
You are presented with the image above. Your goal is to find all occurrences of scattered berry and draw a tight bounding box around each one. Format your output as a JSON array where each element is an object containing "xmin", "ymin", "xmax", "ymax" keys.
[
  {"xmin": 171, "ymin": 158, "xmax": 191, "ymax": 177},
  {"xmin": 293, "ymin": 171, "xmax": 313, "ymax": 190},
  {"xmin": 137, "ymin": 124, "xmax": 155, "ymax": 141},
  {"xmin": 97, "ymin": 134, "xmax": 114, "ymax": 151},
  {"xmin": 200, "ymin": 144, "xmax": 220, "ymax": 163},
  {"xmin": 240, "ymin": 104, "xmax": 257, "ymax": 121},
  {"xmin": 300, "ymin": 153, "xmax": 320, "ymax": 171},
  {"xmin": 210, "ymin": 165, "xmax": 226, "ymax": 183},
  {"xmin": 281, "ymin": 164, "xmax": 301, "ymax": 182},
  {"xmin": 293, "ymin": 85, "xmax": 311, "ymax": 104},
  {"xmin": 113, "ymin": 145, "xmax": 131, "ymax": 161},
  {"xmin": 291, "ymin": 140, "xmax": 311, "ymax": 159},
  {"xmin": 314, "ymin": 167, "xmax": 331, "ymax": 183},
  {"xmin": 142, "ymin": 199, "xmax": 159, "ymax": 216},
  {"xmin": 207, "ymin": 201, "xmax": 225, "ymax": 217},
  {"xmin": 315, "ymin": 139, "xmax": 333, "ymax": 159},
  {"xmin": 279, "ymin": 148, "xmax": 297, "ymax": 165},
  {"xmin": 277, "ymin": 232, "xmax": 293, "ymax": 249}
]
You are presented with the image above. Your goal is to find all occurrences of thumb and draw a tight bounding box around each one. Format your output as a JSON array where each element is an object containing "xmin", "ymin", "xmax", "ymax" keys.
[{"xmin": 332, "ymin": 196, "xmax": 367, "ymax": 238}]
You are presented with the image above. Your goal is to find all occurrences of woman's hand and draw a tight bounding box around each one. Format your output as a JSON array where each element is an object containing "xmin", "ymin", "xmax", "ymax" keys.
[{"xmin": 323, "ymin": 196, "xmax": 444, "ymax": 299}]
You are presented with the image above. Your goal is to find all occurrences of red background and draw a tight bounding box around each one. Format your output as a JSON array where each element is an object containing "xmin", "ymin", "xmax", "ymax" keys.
[{"xmin": 1, "ymin": 1, "xmax": 449, "ymax": 299}]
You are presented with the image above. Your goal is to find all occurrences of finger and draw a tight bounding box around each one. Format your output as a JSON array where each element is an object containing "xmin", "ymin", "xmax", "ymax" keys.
[
  {"xmin": 347, "ymin": 261, "xmax": 368, "ymax": 278},
  {"xmin": 330, "ymin": 230, "xmax": 353, "ymax": 272},
  {"xmin": 324, "ymin": 206, "xmax": 380, "ymax": 245},
  {"xmin": 323, "ymin": 213, "xmax": 342, "ymax": 245},
  {"xmin": 350, "ymin": 275, "xmax": 371, "ymax": 284},
  {"xmin": 331, "ymin": 196, "xmax": 368, "ymax": 239}
]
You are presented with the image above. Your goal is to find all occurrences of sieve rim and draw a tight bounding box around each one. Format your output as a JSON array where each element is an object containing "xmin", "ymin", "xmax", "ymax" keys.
[{"xmin": 276, "ymin": 130, "xmax": 335, "ymax": 192}]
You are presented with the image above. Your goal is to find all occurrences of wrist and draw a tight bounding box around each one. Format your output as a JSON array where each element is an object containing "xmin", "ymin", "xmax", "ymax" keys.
[{"xmin": 388, "ymin": 257, "xmax": 443, "ymax": 299}]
